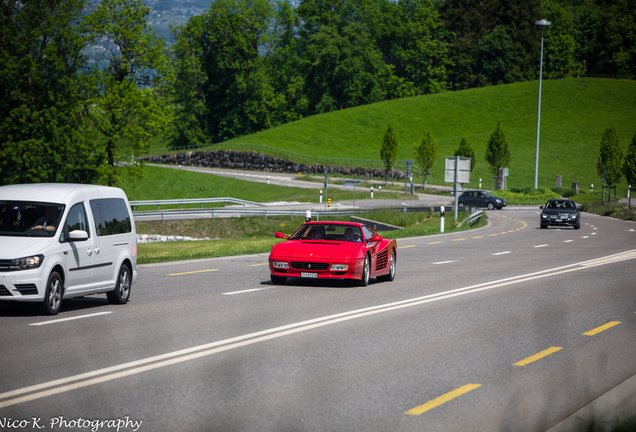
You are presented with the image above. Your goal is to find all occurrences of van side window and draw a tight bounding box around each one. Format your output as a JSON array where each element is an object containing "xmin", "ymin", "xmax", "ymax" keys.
[
  {"xmin": 65, "ymin": 203, "xmax": 89, "ymax": 236},
  {"xmin": 90, "ymin": 198, "xmax": 132, "ymax": 236}
]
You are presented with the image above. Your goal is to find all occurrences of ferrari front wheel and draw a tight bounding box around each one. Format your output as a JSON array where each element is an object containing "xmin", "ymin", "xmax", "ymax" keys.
[{"xmin": 359, "ymin": 255, "xmax": 370, "ymax": 286}]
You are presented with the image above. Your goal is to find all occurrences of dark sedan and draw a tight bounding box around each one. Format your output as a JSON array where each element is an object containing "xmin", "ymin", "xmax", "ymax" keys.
[
  {"xmin": 457, "ymin": 190, "xmax": 507, "ymax": 210},
  {"xmin": 540, "ymin": 199, "xmax": 581, "ymax": 229}
]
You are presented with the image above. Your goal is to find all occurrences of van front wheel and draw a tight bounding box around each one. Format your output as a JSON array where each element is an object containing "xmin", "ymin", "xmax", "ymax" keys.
[
  {"xmin": 108, "ymin": 264, "xmax": 131, "ymax": 305},
  {"xmin": 41, "ymin": 271, "xmax": 62, "ymax": 315}
]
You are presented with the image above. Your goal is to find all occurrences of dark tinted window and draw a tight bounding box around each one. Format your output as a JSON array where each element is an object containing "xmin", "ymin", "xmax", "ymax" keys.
[
  {"xmin": 0, "ymin": 201, "xmax": 64, "ymax": 238},
  {"xmin": 90, "ymin": 198, "xmax": 132, "ymax": 236}
]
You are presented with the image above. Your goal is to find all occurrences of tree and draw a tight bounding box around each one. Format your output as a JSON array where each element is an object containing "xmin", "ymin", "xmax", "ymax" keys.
[
  {"xmin": 577, "ymin": 0, "xmax": 636, "ymax": 77},
  {"xmin": 597, "ymin": 124, "xmax": 623, "ymax": 187},
  {"xmin": 542, "ymin": 0, "xmax": 578, "ymax": 77},
  {"xmin": 368, "ymin": 0, "xmax": 451, "ymax": 95},
  {"xmin": 624, "ymin": 131, "xmax": 636, "ymax": 188},
  {"xmin": 171, "ymin": 0, "xmax": 277, "ymax": 144},
  {"xmin": 80, "ymin": 0, "xmax": 173, "ymax": 186},
  {"xmin": 380, "ymin": 124, "xmax": 398, "ymax": 179},
  {"xmin": 479, "ymin": 25, "xmax": 514, "ymax": 85},
  {"xmin": 454, "ymin": 137, "xmax": 476, "ymax": 172},
  {"xmin": 305, "ymin": 22, "xmax": 384, "ymax": 113},
  {"xmin": 0, "ymin": 0, "xmax": 101, "ymax": 185},
  {"xmin": 414, "ymin": 130, "xmax": 438, "ymax": 188},
  {"xmin": 484, "ymin": 121, "xmax": 511, "ymax": 175}
]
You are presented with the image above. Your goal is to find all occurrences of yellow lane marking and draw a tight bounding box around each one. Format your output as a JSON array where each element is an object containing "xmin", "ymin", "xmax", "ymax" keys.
[
  {"xmin": 405, "ymin": 384, "xmax": 481, "ymax": 415},
  {"xmin": 500, "ymin": 232, "xmax": 507, "ymax": 234},
  {"xmin": 398, "ymin": 245, "xmax": 416, "ymax": 249},
  {"xmin": 249, "ymin": 263, "xmax": 269, "ymax": 267},
  {"xmin": 583, "ymin": 321, "xmax": 621, "ymax": 336},
  {"xmin": 167, "ymin": 269, "xmax": 219, "ymax": 276},
  {"xmin": 452, "ymin": 238, "xmax": 466, "ymax": 242},
  {"xmin": 507, "ymin": 230, "xmax": 515, "ymax": 233},
  {"xmin": 489, "ymin": 234, "xmax": 498, "ymax": 236},
  {"xmin": 513, "ymin": 347, "xmax": 563, "ymax": 366},
  {"xmin": 428, "ymin": 241, "xmax": 443, "ymax": 245},
  {"xmin": 472, "ymin": 236, "xmax": 484, "ymax": 239}
]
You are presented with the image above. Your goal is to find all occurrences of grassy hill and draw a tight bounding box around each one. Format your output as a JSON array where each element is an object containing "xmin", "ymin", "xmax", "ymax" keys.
[{"xmin": 222, "ymin": 78, "xmax": 636, "ymax": 195}]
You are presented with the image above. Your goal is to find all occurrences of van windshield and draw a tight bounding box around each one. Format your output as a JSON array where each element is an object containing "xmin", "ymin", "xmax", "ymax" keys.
[{"xmin": 0, "ymin": 201, "xmax": 65, "ymax": 237}]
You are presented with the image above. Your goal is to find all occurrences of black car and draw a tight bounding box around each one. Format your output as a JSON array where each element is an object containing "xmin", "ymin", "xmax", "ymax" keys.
[
  {"xmin": 457, "ymin": 190, "xmax": 507, "ymax": 210},
  {"xmin": 540, "ymin": 199, "xmax": 581, "ymax": 229}
]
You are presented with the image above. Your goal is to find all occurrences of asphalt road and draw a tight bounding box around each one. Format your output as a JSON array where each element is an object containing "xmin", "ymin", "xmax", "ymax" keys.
[{"xmin": 1, "ymin": 209, "xmax": 635, "ymax": 432}]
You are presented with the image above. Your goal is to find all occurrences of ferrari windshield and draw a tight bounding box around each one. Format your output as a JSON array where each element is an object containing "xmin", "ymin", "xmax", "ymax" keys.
[
  {"xmin": 0, "ymin": 201, "xmax": 65, "ymax": 237},
  {"xmin": 289, "ymin": 224, "xmax": 363, "ymax": 242}
]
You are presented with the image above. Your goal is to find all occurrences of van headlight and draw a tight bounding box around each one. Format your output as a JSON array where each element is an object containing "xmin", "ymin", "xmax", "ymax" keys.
[{"xmin": 10, "ymin": 254, "xmax": 45, "ymax": 270}]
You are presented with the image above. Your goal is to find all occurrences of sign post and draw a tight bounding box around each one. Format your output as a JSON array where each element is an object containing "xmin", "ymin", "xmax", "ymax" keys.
[
  {"xmin": 445, "ymin": 156, "xmax": 471, "ymax": 223},
  {"xmin": 344, "ymin": 179, "xmax": 362, "ymax": 208},
  {"xmin": 403, "ymin": 160, "xmax": 413, "ymax": 196},
  {"xmin": 324, "ymin": 170, "xmax": 328, "ymax": 211}
]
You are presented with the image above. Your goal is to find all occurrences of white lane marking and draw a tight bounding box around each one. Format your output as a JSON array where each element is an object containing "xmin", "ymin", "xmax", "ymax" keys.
[
  {"xmin": 30, "ymin": 312, "xmax": 112, "ymax": 326},
  {"xmin": 223, "ymin": 287, "xmax": 276, "ymax": 295},
  {"xmin": 564, "ymin": 240, "xmax": 574, "ymax": 243},
  {"xmin": 534, "ymin": 244, "xmax": 549, "ymax": 248},
  {"xmin": 3, "ymin": 250, "xmax": 635, "ymax": 409},
  {"xmin": 492, "ymin": 251, "xmax": 511, "ymax": 256},
  {"xmin": 593, "ymin": 227, "xmax": 597, "ymax": 230},
  {"xmin": 582, "ymin": 236, "xmax": 589, "ymax": 239},
  {"xmin": 591, "ymin": 233, "xmax": 596, "ymax": 235},
  {"xmin": 432, "ymin": 260, "xmax": 458, "ymax": 265}
]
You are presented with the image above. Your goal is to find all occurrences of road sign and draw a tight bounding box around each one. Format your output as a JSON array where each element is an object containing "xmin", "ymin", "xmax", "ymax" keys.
[
  {"xmin": 505, "ymin": 168, "xmax": 509, "ymax": 177},
  {"xmin": 449, "ymin": 184, "xmax": 464, "ymax": 195},
  {"xmin": 445, "ymin": 157, "xmax": 471, "ymax": 183}
]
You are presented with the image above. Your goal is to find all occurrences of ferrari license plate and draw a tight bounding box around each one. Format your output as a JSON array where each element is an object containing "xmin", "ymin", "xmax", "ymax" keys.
[{"xmin": 301, "ymin": 272, "xmax": 318, "ymax": 278}]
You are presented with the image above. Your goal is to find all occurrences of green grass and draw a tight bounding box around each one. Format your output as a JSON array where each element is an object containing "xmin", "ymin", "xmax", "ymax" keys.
[
  {"xmin": 120, "ymin": 165, "xmax": 408, "ymax": 210},
  {"xmin": 199, "ymin": 78, "xmax": 635, "ymax": 197},
  {"xmin": 136, "ymin": 210, "xmax": 487, "ymax": 264}
]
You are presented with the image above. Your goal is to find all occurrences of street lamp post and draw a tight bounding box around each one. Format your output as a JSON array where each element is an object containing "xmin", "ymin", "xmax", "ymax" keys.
[{"xmin": 534, "ymin": 19, "xmax": 551, "ymax": 190}]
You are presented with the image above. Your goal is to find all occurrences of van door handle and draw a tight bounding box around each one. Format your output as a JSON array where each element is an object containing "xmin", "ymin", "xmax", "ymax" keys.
[
  {"xmin": 87, "ymin": 249, "xmax": 92, "ymax": 256},
  {"xmin": 94, "ymin": 247, "xmax": 100, "ymax": 254}
]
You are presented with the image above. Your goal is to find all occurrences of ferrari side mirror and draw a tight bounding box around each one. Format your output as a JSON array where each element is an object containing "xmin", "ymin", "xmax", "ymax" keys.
[{"xmin": 275, "ymin": 232, "xmax": 288, "ymax": 239}]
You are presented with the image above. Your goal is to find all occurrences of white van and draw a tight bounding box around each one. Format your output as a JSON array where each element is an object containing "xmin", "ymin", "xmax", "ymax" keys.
[{"xmin": 0, "ymin": 184, "xmax": 138, "ymax": 315}]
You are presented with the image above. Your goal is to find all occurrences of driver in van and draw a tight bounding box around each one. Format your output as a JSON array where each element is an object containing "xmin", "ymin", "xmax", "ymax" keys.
[{"xmin": 31, "ymin": 206, "xmax": 60, "ymax": 232}]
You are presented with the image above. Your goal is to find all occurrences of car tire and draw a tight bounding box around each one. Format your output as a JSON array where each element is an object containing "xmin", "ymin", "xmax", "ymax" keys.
[
  {"xmin": 41, "ymin": 271, "xmax": 62, "ymax": 315},
  {"xmin": 377, "ymin": 249, "xmax": 395, "ymax": 282},
  {"xmin": 107, "ymin": 264, "xmax": 131, "ymax": 305},
  {"xmin": 359, "ymin": 254, "xmax": 370, "ymax": 286},
  {"xmin": 270, "ymin": 275, "xmax": 287, "ymax": 284},
  {"xmin": 575, "ymin": 223, "xmax": 580, "ymax": 229},
  {"xmin": 540, "ymin": 224, "xmax": 547, "ymax": 229},
  {"xmin": 487, "ymin": 203, "xmax": 495, "ymax": 210}
]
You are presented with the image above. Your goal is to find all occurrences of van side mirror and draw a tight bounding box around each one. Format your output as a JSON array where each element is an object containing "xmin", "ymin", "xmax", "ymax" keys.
[
  {"xmin": 69, "ymin": 230, "xmax": 89, "ymax": 241},
  {"xmin": 539, "ymin": 206, "xmax": 544, "ymax": 209}
]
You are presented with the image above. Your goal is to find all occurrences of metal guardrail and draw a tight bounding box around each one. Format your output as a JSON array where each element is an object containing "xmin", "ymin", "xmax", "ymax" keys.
[
  {"xmin": 457, "ymin": 208, "xmax": 483, "ymax": 227},
  {"xmin": 129, "ymin": 197, "xmax": 265, "ymax": 211},
  {"xmin": 137, "ymin": 142, "xmax": 421, "ymax": 175},
  {"xmin": 132, "ymin": 206, "xmax": 454, "ymax": 223}
]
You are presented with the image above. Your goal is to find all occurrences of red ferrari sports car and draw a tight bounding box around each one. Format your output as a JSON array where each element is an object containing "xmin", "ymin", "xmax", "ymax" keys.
[{"xmin": 269, "ymin": 221, "xmax": 397, "ymax": 286}]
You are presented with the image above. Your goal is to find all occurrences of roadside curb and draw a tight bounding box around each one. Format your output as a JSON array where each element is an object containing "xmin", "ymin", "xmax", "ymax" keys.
[{"xmin": 546, "ymin": 373, "xmax": 636, "ymax": 432}]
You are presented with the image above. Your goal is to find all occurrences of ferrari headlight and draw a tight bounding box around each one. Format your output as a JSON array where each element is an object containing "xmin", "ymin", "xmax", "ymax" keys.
[
  {"xmin": 10, "ymin": 254, "xmax": 44, "ymax": 270},
  {"xmin": 271, "ymin": 261, "xmax": 289, "ymax": 269},
  {"xmin": 330, "ymin": 264, "xmax": 349, "ymax": 271}
]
